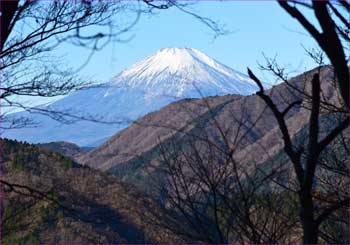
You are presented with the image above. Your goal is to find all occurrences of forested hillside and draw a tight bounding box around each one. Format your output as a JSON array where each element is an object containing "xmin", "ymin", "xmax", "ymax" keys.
[{"xmin": 1, "ymin": 139, "xmax": 181, "ymax": 244}]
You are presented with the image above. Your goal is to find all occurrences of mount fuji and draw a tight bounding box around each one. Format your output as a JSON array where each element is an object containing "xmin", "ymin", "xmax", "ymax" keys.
[{"xmin": 4, "ymin": 48, "xmax": 263, "ymax": 146}]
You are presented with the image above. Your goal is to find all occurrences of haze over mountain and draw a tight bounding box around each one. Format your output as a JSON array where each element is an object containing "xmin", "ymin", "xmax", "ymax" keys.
[{"xmin": 4, "ymin": 48, "xmax": 262, "ymax": 146}]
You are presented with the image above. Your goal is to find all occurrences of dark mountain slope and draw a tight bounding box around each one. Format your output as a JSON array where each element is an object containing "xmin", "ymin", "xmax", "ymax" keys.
[
  {"xmin": 1, "ymin": 139, "xmax": 181, "ymax": 244},
  {"xmin": 37, "ymin": 141, "xmax": 88, "ymax": 160}
]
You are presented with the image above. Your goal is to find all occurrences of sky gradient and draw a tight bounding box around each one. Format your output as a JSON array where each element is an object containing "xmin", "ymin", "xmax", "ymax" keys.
[
  {"xmin": 12, "ymin": 1, "xmax": 322, "ymax": 110},
  {"xmin": 59, "ymin": 1, "xmax": 320, "ymax": 83}
]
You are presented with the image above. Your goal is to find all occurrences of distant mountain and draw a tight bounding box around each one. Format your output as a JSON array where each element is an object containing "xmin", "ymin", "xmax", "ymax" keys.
[
  {"xmin": 3, "ymin": 48, "xmax": 262, "ymax": 147},
  {"xmin": 37, "ymin": 141, "xmax": 89, "ymax": 160},
  {"xmin": 77, "ymin": 66, "xmax": 341, "ymax": 195}
]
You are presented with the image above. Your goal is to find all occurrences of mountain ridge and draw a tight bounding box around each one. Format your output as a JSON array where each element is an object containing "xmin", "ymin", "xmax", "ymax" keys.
[
  {"xmin": 77, "ymin": 66, "xmax": 339, "ymax": 196},
  {"xmin": 4, "ymin": 48, "xmax": 260, "ymax": 146}
]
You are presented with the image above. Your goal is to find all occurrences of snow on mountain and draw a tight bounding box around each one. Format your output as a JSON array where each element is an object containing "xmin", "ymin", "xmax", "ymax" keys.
[
  {"xmin": 3, "ymin": 48, "xmax": 262, "ymax": 146},
  {"xmin": 113, "ymin": 47, "xmax": 258, "ymax": 96}
]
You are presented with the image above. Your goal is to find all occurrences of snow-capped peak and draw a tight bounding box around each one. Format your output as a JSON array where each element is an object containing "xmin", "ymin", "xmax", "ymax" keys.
[
  {"xmin": 111, "ymin": 47, "xmax": 258, "ymax": 97},
  {"xmin": 121, "ymin": 47, "xmax": 204, "ymax": 77},
  {"xmin": 5, "ymin": 47, "xmax": 261, "ymax": 146}
]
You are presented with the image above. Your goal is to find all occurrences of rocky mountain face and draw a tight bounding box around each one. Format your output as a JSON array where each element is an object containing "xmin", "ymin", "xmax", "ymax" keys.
[
  {"xmin": 1, "ymin": 139, "xmax": 182, "ymax": 243},
  {"xmin": 3, "ymin": 48, "xmax": 262, "ymax": 147},
  {"xmin": 77, "ymin": 66, "xmax": 342, "ymax": 194}
]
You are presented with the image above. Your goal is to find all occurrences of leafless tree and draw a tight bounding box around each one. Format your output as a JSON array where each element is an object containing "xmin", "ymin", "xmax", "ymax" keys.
[
  {"xmin": 247, "ymin": 52, "xmax": 349, "ymax": 243},
  {"xmin": 278, "ymin": 0, "xmax": 349, "ymax": 109},
  {"xmin": 145, "ymin": 49, "xmax": 348, "ymax": 243},
  {"xmin": 0, "ymin": 0, "xmax": 228, "ymax": 129},
  {"xmin": 0, "ymin": 1, "xmax": 228, "ymax": 242},
  {"xmin": 139, "ymin": 92, "xmax": 301, "ymax": 243},
  {"xmin": 2, "ymin": 1, "xmax": 348, "ymax": 243},
  {"xmin": 0, "ymin": 0, "xmax": 154, "ymax": 128}
]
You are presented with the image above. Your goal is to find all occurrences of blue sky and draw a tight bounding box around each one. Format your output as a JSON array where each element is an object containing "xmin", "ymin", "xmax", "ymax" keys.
[
  {"xmin": 11, "ymin": 1, "xmax": 322, "ymax": 110},
  {"xmin": 59, "ymin": 1, "xmax": 320, "ymax": 83}
]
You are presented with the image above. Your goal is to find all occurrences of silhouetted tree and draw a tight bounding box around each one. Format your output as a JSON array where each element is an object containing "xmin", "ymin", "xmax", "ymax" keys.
[
  {"xmin": 155, "ymin": 117, "xmax": 300, "ymax": 243},
  {"xmin": 278, "ymin": 0, "xmax": 349, "ymax": 109},
  {"xmin": 247, "ymin": 57, "xmax": 349, "ymax": 243},
  {"xmin": 149, "ymin": 52, "xmax": 348, "ymax": 243},
  {"xmin": 0, "ymin": 1, "xmax": 228, "ymax": 242},
  {"xmin": 0, "ymin": 1, "xmax": 154, "ymax": 128}
]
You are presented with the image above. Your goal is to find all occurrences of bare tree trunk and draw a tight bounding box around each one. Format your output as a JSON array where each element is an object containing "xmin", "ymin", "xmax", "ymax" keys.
[
  {"xmin": 248, "ymin": 66, "xmax": 349, "ymax": 244},
  {"xmin": 300, "ymin": 191, "xmax": 318, "ymax": 244},
  {"xmin": 0, "ymin": 0, "xmax": 19, "ymax": 51}
]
